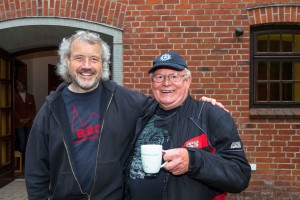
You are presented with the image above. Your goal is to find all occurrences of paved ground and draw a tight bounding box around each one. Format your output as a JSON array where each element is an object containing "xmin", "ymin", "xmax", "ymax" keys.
[{"xmin": 0, "ymin": 179, "xmax": 27, "ymax": 200}]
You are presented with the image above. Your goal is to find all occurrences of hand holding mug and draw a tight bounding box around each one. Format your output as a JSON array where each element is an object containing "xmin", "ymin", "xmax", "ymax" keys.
[{"xmin": 162, "ymin": 148, "xmax": 189, "ymax": 176}]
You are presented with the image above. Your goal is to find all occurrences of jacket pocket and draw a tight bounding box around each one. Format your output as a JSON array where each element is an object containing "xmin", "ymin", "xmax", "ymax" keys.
[
  {"xmin": 51, "ymin": 172, "xmax": 85, "ymax": 200},
  {"xmin": 91, "ymin": 161, "xmax": 123, "ymax": 199}
]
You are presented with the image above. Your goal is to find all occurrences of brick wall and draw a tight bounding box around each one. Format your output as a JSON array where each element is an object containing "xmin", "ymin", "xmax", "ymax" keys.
[
  {"xmin": 123, "ymin": 2, "xmax": 300, "ymax": 199},
  {"xmin": 0, "ymin": 0, "xmax": 299, "ymax": 199}
]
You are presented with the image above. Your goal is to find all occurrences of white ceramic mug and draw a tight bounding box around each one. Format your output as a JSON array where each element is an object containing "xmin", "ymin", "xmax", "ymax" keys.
[{"xmin": 141, "ymin": 144, "xmax": 167, "ymax": 174}]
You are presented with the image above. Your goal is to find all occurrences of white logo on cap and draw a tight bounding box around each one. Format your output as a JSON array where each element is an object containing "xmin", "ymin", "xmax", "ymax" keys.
[{"xmin": 160, "ymin": 53, "xmax": 172, "ymax": 61}]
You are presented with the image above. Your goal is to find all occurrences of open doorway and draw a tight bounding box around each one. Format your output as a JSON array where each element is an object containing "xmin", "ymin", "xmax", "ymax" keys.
[
  {"xmin": 16, "ymin": 51, "xmax": 60, "ymax": 112},
  {"xmin": 12, "ymin": 51, "xmax": 60, "ymax": 179}
]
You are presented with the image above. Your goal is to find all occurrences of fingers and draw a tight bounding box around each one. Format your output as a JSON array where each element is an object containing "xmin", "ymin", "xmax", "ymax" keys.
[
  {"xmin": 211, "ymin": 98, "xmax": 217, "ymax": 105},
  {"xmin": 216, "ymin": 102, "xmax": 229, "ymax": 112},
  {"xmin": 201, "ymin": 96, "xmax": 229, "ymax": 112},
  {"xmin": 163, "ymin": 148, "xmax": 189, "ymax": 175},
  {"xmin": 201, "ymin": 96, "xmax": 216, "ymax": 105},
  {"xmin": 216, "ymin": 102, "xmax": 224, "ymax": 108}
]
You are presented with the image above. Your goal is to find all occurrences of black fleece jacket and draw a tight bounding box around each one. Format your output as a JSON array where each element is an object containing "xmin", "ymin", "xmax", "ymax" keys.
[
  {"xmin": 25, "ymin": 80, "xmax": 153, "ymax": 200},
  {"xmin": 125, "ymin": 95, "xmax": 251, "ymax": 200}
]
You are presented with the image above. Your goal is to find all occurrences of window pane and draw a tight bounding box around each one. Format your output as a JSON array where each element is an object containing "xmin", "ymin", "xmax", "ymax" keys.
[
  {"xmin": 1, "ymin": 111, "xmax": 11, "ymax": 136},
  {"xmin": 0, "ymin": 58, "xmax": 9, "ymax": 79},
  {"xmin": 257, "ymin": 83, "xmax": 267, "ymax": 101},
  {"xmin": 295, "ymin": 62, "xmax": 300, "ymax": 80},
  {"xmin": 270, "ymin": 83, "xmax": 280, "ymax": 101},
  {"xmin": 282, "ymin": 83, "xmax": 292, "ymax": 101},
  {"xmin": 257, "ymin": 34, "xmax": 268, "ymax": 52},
  {"xmin": 282, "ymin": 34, "xmax": 293, "ymax": 52},
  {"xmin": 282, "ymin": 62, "xmax": 292, "ymax": 80},
  {"xmin": 1, "ymin": 139, "xmax": 11, "ymax": 165},
  {"xmin": 295, "ymin": 34, "xmax": 300, "ymax": 52},
  {"xmin": 270, "ymin": 34, "xmax": 280, "ymax": 52},
  {"xmin": 295, "ymin": 63, "xmax": 300, "ymax": 102},
  {"xmin": 295, "ymin": 82, "xmax": 300, "ymax": 101},
  {"xmin": 257, "ymin": 62, "xmax": 267, "ymax": 80},
  {"xmin": 270, "ymin": 62, "xmax": 280, "ymax": 80},
  {"xmin": 1, "ymin": 84, "xmax": 7, "ymax": 107}
]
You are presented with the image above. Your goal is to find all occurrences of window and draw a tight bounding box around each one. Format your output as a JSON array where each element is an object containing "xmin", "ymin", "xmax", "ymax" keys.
[{"xmin": 251, "ymin": 26, "xmax": 300, "ymax": 108}]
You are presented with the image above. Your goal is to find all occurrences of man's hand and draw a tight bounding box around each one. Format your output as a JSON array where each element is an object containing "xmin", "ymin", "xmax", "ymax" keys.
[
  {"xmin": 201, "ymin": 96, "xmax": 229, "ymax": 112},
  {"xmin": 163, "ymin": 148, "xmax": 189, "ymax": 176}
]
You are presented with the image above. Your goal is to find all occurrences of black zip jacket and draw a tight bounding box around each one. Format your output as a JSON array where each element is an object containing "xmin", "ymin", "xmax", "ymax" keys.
[
  {"xmin": 125, "ymin": 95, "xmax": 251, "ymax": 200},
  {"xmin": 25, "ymin": 80, "xmax": 153, "ymax": 200}
]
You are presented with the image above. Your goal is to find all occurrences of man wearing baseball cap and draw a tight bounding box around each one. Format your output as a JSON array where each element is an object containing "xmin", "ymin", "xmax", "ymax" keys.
[{"xmin": 126, "ymin": 52, "xmax": 251, "ymax": 200}]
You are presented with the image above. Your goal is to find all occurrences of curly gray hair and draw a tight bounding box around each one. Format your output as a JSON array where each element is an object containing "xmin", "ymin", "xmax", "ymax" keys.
[{"xmin": 56, "ymin": 30, "xmax": 111, "ymax": 82}]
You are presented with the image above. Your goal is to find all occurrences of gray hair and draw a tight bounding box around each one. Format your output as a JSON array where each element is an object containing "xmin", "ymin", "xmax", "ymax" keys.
[
  {"xmin": 184, "ymin": 68, "xmax": 191, "ymax": 77},
  {"xmin": 56, "ymin": 30, "xmax": 111, "ymax": 82}
]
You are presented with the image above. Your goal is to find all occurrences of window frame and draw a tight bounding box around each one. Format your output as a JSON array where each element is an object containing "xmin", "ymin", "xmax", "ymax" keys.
[{"xmin": 250, "ymin": 25, "xmax": 300, "ymax": 108}]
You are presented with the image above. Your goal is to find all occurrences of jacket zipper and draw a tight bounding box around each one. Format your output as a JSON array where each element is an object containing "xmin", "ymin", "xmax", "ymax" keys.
[
  {"xmin": 51, "ymin": 107, "xmax": 87, "ymax": 197},
  {"xmin": 89, "ymin": 93, "xmax": 114, "ymax": 199}
]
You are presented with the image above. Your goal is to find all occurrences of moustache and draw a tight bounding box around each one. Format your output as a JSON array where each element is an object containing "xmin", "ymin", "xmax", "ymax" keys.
[{"xmin": 77, "ymin": 68, "xmax": 95, "ymax": 74}]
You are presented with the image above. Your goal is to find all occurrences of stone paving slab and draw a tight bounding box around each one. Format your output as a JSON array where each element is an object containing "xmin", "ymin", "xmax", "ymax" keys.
[{"xmin": 0, "ymin": 179, "xmax": 27, "ymax": 200}]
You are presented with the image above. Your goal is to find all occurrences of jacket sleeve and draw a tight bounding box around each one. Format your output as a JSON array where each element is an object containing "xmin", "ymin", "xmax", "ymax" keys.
[
  {"xmin": 25, "ymin": 103, "xmax": 50, "ymax": 200},
  {"xmin": 187, "ymin": 107, "xmax": 251, "ymax": 193}
]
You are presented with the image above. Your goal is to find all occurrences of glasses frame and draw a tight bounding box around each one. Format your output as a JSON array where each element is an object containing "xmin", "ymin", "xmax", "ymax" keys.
[{"xmin": 151, "ymin": 73, "xmax": 188, "ymax": 83}]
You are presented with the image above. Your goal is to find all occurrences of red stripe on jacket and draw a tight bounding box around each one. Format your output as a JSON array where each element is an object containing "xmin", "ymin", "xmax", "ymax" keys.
[{"xmin": 182, "ymin": 134, "xmax": 226, "ymax": 200}]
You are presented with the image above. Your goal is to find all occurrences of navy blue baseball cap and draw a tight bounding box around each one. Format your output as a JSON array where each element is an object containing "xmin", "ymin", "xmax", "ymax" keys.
[{"xmin": 148, "ymin": 52, "xmax": 188, "ymax": 73}]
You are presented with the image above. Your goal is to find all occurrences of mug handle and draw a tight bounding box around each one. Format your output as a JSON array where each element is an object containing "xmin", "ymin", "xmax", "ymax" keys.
[{"xmin": 161, "ymin": 150, "xmax": 168, "ymax": 167}]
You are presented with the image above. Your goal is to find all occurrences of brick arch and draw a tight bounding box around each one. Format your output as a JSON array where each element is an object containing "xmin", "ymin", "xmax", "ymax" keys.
[
  {"xmin": 0, "ymin": 0, "xmax": 126, "ymax": 29},
  {"xmin": 0, "ymin": 0, "xmax": 126, "ymax": 85},
  {"xmin": 247, "ymin": 4, "xmax": 300, "ymax": 25}
]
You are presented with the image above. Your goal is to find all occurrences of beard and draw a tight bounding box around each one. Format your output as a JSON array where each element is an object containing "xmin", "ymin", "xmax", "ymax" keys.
[{"xmin": 70, "ymin": 68, "xmax": 102, "ymax": 92}]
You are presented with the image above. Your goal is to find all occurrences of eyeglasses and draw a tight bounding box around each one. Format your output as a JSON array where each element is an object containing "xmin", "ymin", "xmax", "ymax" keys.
[
  {"xmin": 71, "ymin": 55, "xmax": 101, "ymax": 64},
  {"xmin": 151, "ymin": 73, "xmax": 188, "ymax": 83}
]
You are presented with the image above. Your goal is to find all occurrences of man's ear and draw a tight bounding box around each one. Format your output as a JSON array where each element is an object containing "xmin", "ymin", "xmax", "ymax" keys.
[{"xmin": 186, "ymin": 76, "xmax": 192, "ymax": 84}]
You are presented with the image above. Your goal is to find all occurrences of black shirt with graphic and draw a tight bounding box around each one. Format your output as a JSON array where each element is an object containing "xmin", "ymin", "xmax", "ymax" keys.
[
  {"xmin": 129, "ymin": 107, "xmax": 178, "ymax": 200},
  {"xmin": 61, "ymin": 84, "xmax": 102, "ymax": 193}
]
